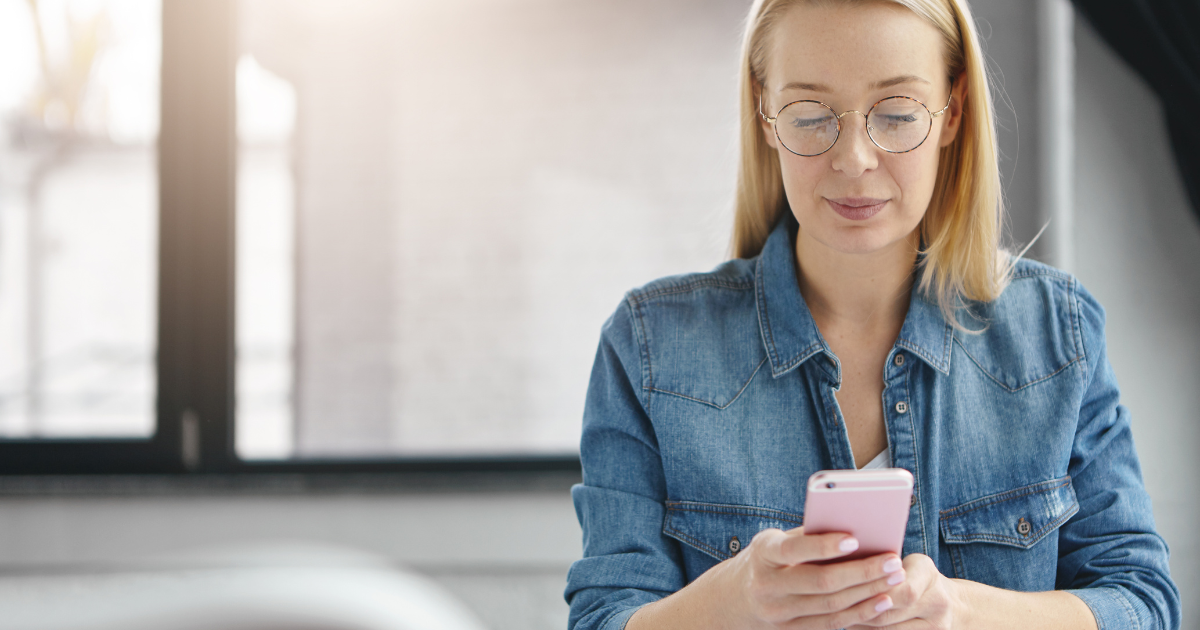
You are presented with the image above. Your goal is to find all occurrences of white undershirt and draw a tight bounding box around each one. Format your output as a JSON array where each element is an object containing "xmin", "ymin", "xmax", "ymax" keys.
[{"xmin": 858, "ymin": 448, "xmax": 892, "ymax": 470}]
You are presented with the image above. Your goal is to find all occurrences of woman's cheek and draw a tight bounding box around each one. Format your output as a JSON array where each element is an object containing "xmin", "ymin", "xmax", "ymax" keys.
[
  {"xmin": 889, "ymin": 153, "xmax": 939, "ymax": 217},
  {"xmin": 778, "ymin": 157, "xmax": 829, "ymax": 212}
]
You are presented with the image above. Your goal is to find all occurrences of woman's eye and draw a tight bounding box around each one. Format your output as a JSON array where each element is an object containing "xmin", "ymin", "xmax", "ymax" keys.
[
  {"xmin": 788, "ymin": 116, "xmax": 832, "ymax": 129},
  {"xmin": 880, "ymin": 114, "xmax": 919, "ymax": 124}
]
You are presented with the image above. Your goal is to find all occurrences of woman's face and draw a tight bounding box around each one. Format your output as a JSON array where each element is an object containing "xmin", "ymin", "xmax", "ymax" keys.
[{"xmin": 761, "ymin": 1, "xmax": 964, "ymax": 257}]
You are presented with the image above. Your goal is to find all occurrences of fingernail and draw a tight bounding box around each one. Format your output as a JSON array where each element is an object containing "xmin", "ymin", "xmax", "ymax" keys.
[
  {"xmin": 839, "ymin": 537, "xmax": 859, "ymax": 552},
  {"xmin": 883, "ymin": 558, "xmax": 902, "ymax": 573},
  {"xmin": 887, "ymin": 571, "xmax": 905, "ymax": 586},
  {"xmin": 875, "ymin": 597, "xmax": 893, "ymax": 613}
]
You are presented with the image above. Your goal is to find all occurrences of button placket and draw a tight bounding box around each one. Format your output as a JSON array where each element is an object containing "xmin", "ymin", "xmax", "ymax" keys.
[
  {"xmin": 883, "ymin": 348, "xmax": 926, "ymax": 556},
  {"xmin": 891, "ymin": 353, "xmax": 909, "ymax": 415}
]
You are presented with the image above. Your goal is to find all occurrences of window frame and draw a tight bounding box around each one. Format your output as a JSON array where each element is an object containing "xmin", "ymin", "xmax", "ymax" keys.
[{"xmin": 0, "ymin": 0, "xmax": 581, "ymax": 481}]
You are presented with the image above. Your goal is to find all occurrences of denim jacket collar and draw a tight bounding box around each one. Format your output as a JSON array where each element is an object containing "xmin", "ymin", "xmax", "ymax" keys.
[{"xmin": 754, "ymin": 214, "xmax": 953, "ymax": 379}]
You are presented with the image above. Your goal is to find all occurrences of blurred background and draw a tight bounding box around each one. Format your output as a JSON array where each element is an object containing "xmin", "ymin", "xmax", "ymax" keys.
[{"xmin": 0, "ymin": 0, "xmax": 1195, "ymax": 628}]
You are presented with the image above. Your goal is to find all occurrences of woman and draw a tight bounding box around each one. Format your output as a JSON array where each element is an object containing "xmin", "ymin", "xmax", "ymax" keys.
[{"xmin": 564, "ymin": 0, "xmax": 1180, "ymax": 629}]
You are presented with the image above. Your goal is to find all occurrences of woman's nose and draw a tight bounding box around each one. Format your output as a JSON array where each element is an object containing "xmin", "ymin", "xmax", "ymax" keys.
[{"xmin": 829, "ymin": 113, "xmax": 879, "ymax": 177}]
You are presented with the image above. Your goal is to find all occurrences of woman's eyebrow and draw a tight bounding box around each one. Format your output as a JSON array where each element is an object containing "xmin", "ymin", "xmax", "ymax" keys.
[
  {"xmin": 779, "ymin": 81, "xmax": 831, "ymax": 92},
  {"xmin": 778, "ymin": 75, "xmax": 930, "ymax": 92},
  {"xmin": 870, "ymin": 75, "xmax": 930, "ymax": 90}
]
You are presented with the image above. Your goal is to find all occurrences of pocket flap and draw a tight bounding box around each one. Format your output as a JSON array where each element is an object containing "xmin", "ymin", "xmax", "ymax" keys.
[
  {"xmin": 940, "ymin": 476, "xmax": 1078, "ymax": 549},
  {"xmin": 662, "ymin": 501, "xmax": 804, "ymax": 561}
]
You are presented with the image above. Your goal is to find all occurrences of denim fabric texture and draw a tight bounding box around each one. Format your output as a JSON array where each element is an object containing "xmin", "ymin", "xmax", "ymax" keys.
[{"xmin": 564, "ymin": 215, "xmax": 1180, "ymax": 630}]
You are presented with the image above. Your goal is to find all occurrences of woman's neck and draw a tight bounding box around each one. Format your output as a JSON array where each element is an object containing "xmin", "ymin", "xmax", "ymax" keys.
[{"xmin": 794, "ymin": 229, "xmax": 919, "ymax": 334}]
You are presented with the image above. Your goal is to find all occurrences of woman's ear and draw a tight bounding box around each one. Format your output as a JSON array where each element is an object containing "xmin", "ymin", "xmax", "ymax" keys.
[
  {"xmin": 762, "ymin": 117, "xmax": 778, "ymax": 149},
  {"xmin": 937, "ymin": 72, "xmax": 967, "ymax": 148},
  {"xmin": 757, "ymin": 83, "xmax": 779, "ymax": 150}
]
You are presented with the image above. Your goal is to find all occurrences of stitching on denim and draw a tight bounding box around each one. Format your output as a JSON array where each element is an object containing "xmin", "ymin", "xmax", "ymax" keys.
[
  {"xmin": 776, "ymin": 342, "xmax": 825, "ymax": 375},
  {"xmin": 754, "ymin": 257, "xmax": 826, "ymax": 376},
  {"xmin": 615, "ymin": 606, "xmax": 640, "ymax": 630},
  {"xmin": 940, "ymin": 477, "xmax": 1072, "ymax": 519},
  {"xmin": 665, "ymin": 501, "xmax": 805, "ymax": 524},
  {"xmin": 953, "ymin": 339, "xmax": 1081, "ymax": 393},
  {"xmin": 627, "ymin": 296, "xmax": 655, "ymax": 402},
  {"xmin": 648, "ymin": 357, "xmax": 769, "ymax": 410},
  {"xmin": 948, "ymin": 542, "xmax": 965, "ymax": 579},
  {"xmin": 816, "ymin": 349, "xmax": 840, "ymax": 383},
  {"xmin": 941, "ymin": 502, "xmax": 1078, "ymax": 546},
  {"xmin": 754, "ymin": 261, "xmax": 783, "ymax": 371},
  {"xmin": 1011, "ymin": 267, "xmax": 1070, "ymax": 281},
  {"xmin": 624, "ymin": 298, "xmax": 652, "ymax": 408},
  {"xmin": 1111, "ymin": 588, "xmax": 1140, "ymax": 630},
  {"xmin": 661, "ymin": 525, "xmax": 729, "ymax": 561},
  {"xmin": 1071, "ymin": 277, "xmax": 1091, "ymax": 377},
  {"xmin": 895, "ymin": 338, "xmax": 949, "ymax": 374},
  {"xmin": 940, "ymin": 322, "xmax": 953, "ymax": 370},
  {"xmin": 902, "ymin": 370, "xmax": 929, "ymax": 556},
  {"xmin": 895, "ymin": 340, "xmax": 940, "ymax": 371},
  {"xmin": 1067, "ymin": 275, "xmax": 1081, "ymax": 362},
  {"xmin": 821, "ymin": 385, "xmax": 848, "ymax": 466},
  {"xmin": 631, "ymin": 278, "xmax": 753, "ymax": 303}
]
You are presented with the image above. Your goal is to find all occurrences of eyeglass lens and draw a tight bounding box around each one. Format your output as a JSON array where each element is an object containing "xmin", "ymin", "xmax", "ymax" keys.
[{"xmin": 774, "ymin": 96, "xmax": 933, "ymax": 156}]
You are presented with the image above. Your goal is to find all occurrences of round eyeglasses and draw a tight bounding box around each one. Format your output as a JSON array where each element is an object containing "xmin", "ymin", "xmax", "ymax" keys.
[{"xmin": 758, "ymin": 86, "xmax": 953, "ymax": 156}]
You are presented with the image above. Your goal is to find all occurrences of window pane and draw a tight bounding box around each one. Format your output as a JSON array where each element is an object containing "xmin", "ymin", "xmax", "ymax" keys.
[
  {"xmin": 235, "ymin": 53, "xmax": 296, "ymax": 460},
  {"xmin": 234, "ymin": 0, "xmax": 740, "ymax": 459},
  {"xmin": 0, "ymin": 0, "xmax": 159, "ymax": 438}
]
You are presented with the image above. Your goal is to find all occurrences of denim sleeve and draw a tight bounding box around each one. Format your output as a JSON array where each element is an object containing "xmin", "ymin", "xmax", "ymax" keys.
[
  {"xmin": 564, "ymin": 296, "xmax": 686, "ymax": 630},
  {"xmin": 1057, "ymin": 282, "xmax": 1181, "ymax": 630}
]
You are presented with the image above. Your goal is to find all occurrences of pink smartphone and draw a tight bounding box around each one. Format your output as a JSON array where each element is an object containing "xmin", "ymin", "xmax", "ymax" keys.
[{"xmin": 802, "ymin": 468, "xmax": 913, "ymax": 563}]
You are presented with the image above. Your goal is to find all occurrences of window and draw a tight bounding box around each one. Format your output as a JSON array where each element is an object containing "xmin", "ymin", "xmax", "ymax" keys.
[
  {"xmin": 0, "ymin": 0, "xmax": 741, "ymax": 475},
  {"xmin": 0, "ymin": 1, "xmax": 159, "ymax": 440}
]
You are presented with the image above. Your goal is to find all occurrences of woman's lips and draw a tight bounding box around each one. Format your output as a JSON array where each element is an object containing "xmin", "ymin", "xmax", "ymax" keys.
[{"xmin": 826, "ymin": 197, "xmax": 888, "ymax": 221}]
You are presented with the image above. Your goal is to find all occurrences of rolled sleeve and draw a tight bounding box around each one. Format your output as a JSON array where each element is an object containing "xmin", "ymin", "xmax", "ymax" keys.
[
  {"xmin": 564, "ymin": 296, "xmax": 686, "ymax": 629},
  {"xmin": 1068, "ymin": 586, "xmax": 1154, "ymax": 630},
  {"xmin": 1055, "ymin": 283, "xmax": 1181, "ymax": 630}
]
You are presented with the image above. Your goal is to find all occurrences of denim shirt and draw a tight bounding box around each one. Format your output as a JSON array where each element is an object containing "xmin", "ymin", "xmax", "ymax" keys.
[{"xmin": 564, "ymin": 216, "xmax": 1180, "ymax": 630}]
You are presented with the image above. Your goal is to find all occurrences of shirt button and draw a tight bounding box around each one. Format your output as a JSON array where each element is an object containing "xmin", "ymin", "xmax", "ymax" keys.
[
  {"xmin": 729, "ymin": 536, "xmax": 741, "ymax": 554},
  {"xmin": 910, "ymin": 493, "xmax": 916, "ymax": 506},
  {"xmin": 895, "ymin": 401, "xmax": 908, "ymax": 414},
  {"xmin": 1017, "ymin": 518, "xmax": 1031, "ymax": 536},
  {"xmin": 894, "ymin": 353, "xmax": 905, "ymax": 367}
]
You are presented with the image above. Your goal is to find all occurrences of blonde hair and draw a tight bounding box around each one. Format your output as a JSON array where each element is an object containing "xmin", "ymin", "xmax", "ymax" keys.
[{"xmin": 732, "ymin": 0, "xmax": 1009, "ymax": 329}]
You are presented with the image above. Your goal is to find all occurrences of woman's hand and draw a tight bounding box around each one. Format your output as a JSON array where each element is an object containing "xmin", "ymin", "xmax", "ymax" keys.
[
  {"xmin": 845, "ymin": 553, "xmax": 963, "ymax": 630},
  {"xmin": 723, "ymin": 526, "xmax": 909, "ymax": 629}
]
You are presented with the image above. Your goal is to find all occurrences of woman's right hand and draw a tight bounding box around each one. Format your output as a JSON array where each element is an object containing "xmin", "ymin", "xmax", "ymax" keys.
[
  {"xmin": 727, "ymin": 526, "xmax": 907, "ymax": 628},
  {"xmin": 627, "ymin": 526, "xmax": 906, "ymax": 630}
]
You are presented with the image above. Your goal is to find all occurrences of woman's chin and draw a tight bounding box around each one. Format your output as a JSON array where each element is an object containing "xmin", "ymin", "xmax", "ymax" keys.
[{"xmin": 805, "ymin": 224, "xmax": 915, "ymax": 257}]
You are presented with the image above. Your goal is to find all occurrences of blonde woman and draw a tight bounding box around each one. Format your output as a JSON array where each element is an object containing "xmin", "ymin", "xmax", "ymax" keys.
[{"xmin": 564, "ymin": 0, "xmax": 1179, "ymax": 628}]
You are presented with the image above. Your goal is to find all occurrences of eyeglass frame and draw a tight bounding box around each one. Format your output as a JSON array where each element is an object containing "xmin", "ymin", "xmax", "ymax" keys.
[{"xmin": 758, "ymin": 79, "xmax": 954, "ymax": 156}]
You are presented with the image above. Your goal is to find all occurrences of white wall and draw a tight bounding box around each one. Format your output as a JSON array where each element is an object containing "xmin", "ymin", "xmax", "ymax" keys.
[{"xmin": 1073, "ymin": 15, "xmax": 1200, "ymax": 624}]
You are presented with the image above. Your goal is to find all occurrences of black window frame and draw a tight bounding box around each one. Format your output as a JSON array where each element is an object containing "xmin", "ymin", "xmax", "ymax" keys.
[{"xmin": 0, "ymin": 0, "xmax": 581, "ymax": 482}]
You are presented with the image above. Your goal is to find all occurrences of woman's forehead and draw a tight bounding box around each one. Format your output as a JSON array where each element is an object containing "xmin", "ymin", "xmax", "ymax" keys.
[{"xmin": 766, "ymin": 1, "xmax": 945, "ymax": 92}]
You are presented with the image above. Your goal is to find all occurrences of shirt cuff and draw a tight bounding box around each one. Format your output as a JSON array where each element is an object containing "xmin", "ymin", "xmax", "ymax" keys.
[
  {"xmin": 600, "ymin": 603, "xmax": 645, "ymax": 630},
  {"xmin": 1066, "ymin": 587, "xmax": 1142, "ymax": 630}
]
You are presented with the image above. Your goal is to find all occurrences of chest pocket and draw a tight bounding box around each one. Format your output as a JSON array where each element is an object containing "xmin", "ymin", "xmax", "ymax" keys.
[
  {"xmin": 663, "ymin": 501, "xmax": 803, "ymax": 581},
  {"xmin": 940, "ymin": 476, "xmax": 1078, "ymax": 590}
]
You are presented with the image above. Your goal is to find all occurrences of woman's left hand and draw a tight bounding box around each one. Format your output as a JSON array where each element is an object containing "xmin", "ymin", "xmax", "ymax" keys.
[{"xmin": 846, "ymin": 553, "xmax": 964, "ymax": 630}]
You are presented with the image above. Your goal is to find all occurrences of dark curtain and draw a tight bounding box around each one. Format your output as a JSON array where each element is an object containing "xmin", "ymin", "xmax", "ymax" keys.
[{"xmin": 1071, "ymin": 0, "xmax": 1200, "ymax": 220}]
